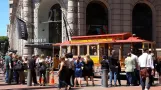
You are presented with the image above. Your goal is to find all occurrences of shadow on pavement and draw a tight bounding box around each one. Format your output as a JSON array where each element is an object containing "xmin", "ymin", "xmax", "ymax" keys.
[
  {"xmin": 3, "ymin": 86, "xmax": 82, "ymax": 90},
  {"xmin": 0, "ymin": 83, "xmax": 18, "ymax": 86},
  {"xmin": 3, "ymin": 86, "xmax": 57, "ymax": 90}
]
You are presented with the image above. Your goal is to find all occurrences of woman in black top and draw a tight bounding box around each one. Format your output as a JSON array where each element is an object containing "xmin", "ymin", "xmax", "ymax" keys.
[
  {"xmin": 82, "ymin": 55, "xmax": 94, "ymax": 86},
  {"xmin": 38, "ymin": 54, "xmax": 47, "ymax": 86},
  {"xmin": 58, "ymin": 57, "xmax": 68, "ymax": 90}
]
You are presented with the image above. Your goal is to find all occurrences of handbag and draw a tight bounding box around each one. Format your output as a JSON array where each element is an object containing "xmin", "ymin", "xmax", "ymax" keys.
[{"xmin": 14, "ymin": 61, "xmax": 23, "ymax": 71}]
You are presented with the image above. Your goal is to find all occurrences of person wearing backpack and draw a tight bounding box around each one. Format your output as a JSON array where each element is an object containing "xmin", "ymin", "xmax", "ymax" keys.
[
  {"xmin": 101, "ymin": 55, "xmax": 109, "ymax": 87},
  {"xmin": 38, "ymin": 54, "xmax": 47, "ymax": 86},
  {"xmin": 17, "ymin": 56, "xmax": 25, "ymax": 84}
]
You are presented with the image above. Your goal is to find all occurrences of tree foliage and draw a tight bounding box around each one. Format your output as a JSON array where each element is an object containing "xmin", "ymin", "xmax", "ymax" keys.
[
  {"xmin": 0, "ymin": 36, "xmax": 8, "ymax": 42},
  {"xmin": 0, "ymin": 36, "xmax": 9, "ymax": 55}
]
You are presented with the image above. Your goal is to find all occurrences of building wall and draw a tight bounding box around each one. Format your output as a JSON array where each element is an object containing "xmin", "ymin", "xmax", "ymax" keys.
[
  {"xmin": 9, "ymin": 0, "xmax": 13, "ymax": 18},
  {"xmin": 9, "ymin": 0, "xmax": 161, "ymax": 56}
]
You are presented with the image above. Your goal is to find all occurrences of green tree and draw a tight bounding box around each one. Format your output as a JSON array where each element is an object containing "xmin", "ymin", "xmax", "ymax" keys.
[
  {"xmin": 0, "ymin": 36, "xmax": 9, "ymax": 55},
  {"xmin": 0, "ymin": 36, "xmax": 8, "ymax": 42}
]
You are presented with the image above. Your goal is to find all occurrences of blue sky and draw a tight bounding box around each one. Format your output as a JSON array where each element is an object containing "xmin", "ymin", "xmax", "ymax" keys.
[{"xmin": 0, "ymin": 0, "xmax": 9, "ymax": 36}]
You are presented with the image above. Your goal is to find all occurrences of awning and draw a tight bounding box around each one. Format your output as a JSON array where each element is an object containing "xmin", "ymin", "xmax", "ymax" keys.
[{"xmin": 25, "ymin": 43, "xmax": 53, "ymax": 49}]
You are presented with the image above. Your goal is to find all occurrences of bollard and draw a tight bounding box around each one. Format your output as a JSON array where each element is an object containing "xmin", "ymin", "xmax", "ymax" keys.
[
  {"xmin": 102, "ymin": 69, "xmax": 108, "ymax": 87},
  {"xmin": 27, "ymin": 69, "xmax": 32, "ymax": 86}
]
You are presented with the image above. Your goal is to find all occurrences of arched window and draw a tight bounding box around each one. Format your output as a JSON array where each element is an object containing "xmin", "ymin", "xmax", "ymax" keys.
[
  {"xmin": 49, "ymin": 4, "xmax": 62, "ymax": 43},
  {"xmin": 86, "ymin": 2, "xmax": 108, "ymax": 35},
  {"xmin": 132, "ymin": 3, "xmax": 152, "ymax": 41}
]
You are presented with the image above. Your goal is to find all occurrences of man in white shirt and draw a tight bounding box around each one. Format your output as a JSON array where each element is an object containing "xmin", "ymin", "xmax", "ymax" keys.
[{"xmin": 138, "ymin": 48, "xmax": 154, "ymax": 90}]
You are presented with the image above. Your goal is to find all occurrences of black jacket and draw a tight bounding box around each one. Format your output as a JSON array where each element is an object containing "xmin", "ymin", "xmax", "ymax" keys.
[
  {"xmin": 101, "ymin": 59, "xmax": 109, "ymax": 70},
  {"xmin": 156, "ymin": 61, "xmax": 161, "ymax": 75},
  {"xmin": 108, "ymin": 56, "xmax": 119, "ymax": 71},
  {"xmin": 28, "ymin": 58, "xmax": 36, "ymax": 70}
]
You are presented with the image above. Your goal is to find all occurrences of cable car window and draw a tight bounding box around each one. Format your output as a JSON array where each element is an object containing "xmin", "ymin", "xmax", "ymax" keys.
[
  {"xmin": 100, "ymin": 47, "xmax": 105, "ymax": 56},
  {"xmin": 71, "ymin": 46, "xmax": 78, "ymax": 55},
  {"xmin": 89, "ymin": 45, "xmax": 97, "ymax": 55},
  {"xmin": 144, "ymin": 43, "xmax": 149, "ymax": 49},
  {"xmin": 80, "ymin": 45, "xmax": 87, "ymax": 55}
]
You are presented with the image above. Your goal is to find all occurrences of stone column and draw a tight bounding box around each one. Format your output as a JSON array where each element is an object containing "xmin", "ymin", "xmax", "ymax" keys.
[
  {"xmin": 110, "ymin": 0, "xmax": 122, "ymax": 33},
  {"xmin": 33, "ymin": 0, "xmax": 42, "ymax": 55},
  {"xmin": 122, "ymin": 0, "xmax": 132, "ymax": 32},
  {"xmin": 23, "ymin": 0, "xmax": 33, "ymax": 57},
  {"xmin": 67, "ymin": 0, "xmax": 78, "ymax": 40},
  {"xmin": 155, "ymin": 4, "xmax": 161, "ymax": 47},
  {"xmin": 78, "ymin": 0, "xmax": 85, "ymax": 35}
]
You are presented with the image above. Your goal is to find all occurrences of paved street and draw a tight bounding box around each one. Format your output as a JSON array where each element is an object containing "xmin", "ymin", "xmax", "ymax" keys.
[{"xmin": 0, "ymin": 70, "xmax": 161, "ymax": 90}]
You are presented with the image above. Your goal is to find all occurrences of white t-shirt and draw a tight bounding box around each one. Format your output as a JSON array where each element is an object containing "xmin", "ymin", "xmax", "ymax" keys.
[
  {"xmin": 36, "ymin": 58, "xmax": 44, "ymax": 63},
  {"xmin": 138, "ymin": 53, "xmax": 154, "ymax": 69},
  {"xmin": 131, "ymin": 53, "xmax": 138, "ymax": 69}
]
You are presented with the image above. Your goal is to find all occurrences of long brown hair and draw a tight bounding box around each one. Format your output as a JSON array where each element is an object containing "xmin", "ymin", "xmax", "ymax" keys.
[
  {"xmin": 76, "ymin": 56, "xmax": 81, "ymax": 63},
  {"xmin": 84, "ymin": 55, "xmax": 91, "ymax": 64}
]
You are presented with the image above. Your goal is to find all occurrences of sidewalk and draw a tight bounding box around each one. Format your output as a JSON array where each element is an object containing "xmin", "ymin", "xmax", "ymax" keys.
[{"xmin": 0, "ymin": 71, "xmax": 161, "ymax": 90}]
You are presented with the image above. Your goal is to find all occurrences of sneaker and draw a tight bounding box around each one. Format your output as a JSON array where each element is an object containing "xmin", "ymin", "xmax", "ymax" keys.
[
  {"xmin": 109, "ymin": 84, "xmax": 112, "ymax": 87},
  {"xmin": 34, "ymin": 83, "xmax": 39, "ymax": 86},
  {"xmin": 114, "ymin": 84, "xmax": 117, "ymax": 87}
]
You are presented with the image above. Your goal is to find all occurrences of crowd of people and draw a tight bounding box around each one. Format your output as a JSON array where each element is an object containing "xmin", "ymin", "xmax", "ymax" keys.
[
  {"xmin": 0, "ymin": 48, "xmax": 161, "ymax": 90},
  {"xmin": 100, "ymin": 48, "xmax": 161, "ymax": 90},
  {"xmin": 2, "ymin": 52, "xmax": 52, "ymax": 86},
  {"xmin": 58, "ymin": 53, "xmax": 95, "ymax": 90}
]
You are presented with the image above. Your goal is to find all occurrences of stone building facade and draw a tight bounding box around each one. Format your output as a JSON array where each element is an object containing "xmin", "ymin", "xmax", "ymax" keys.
[{"xmin": 8, "ymin": 0, "xmax": 161, "ymax": 57}]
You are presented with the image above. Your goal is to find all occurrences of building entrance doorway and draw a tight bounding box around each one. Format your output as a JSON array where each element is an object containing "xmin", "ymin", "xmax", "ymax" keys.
[
  {"xmin": 49, "ymin": 4, "xmax": 62, "ymax": 43},
  {"xmin": 86, "ymin": 2, "xmax": 108, "ymax": 35},
  {"xmin": 132, "ymin": 3, "xmax": 153, "ymax": 41}
]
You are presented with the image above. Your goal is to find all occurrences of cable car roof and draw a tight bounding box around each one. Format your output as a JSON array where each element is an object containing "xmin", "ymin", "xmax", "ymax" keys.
[{"xmin": 53, "ymin": 33, "xmax": 154, "ymax": 46}]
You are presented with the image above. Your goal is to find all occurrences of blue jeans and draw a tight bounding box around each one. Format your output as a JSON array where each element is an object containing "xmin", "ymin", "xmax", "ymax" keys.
[
  {"xmin": 140, "ymin": 68, "xmax": 152, "ymax": 90},
  {"xmin": 5, "ymin": 69, "xmax": 12, "ymax": 83},
  {"xmin": 126, "ymin": 72, "xmax": 134, "ymax": 85},
  {"xmin": 109, "ymin": 71, "xmax": 117, "ymax": 85},
  {"xmin": 5, "ymin": 70, "xmax": 9, "ymax": 83},
  {"xmin": 140, "ymin": 77, "xmax": 150, "ymax": 90}
]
